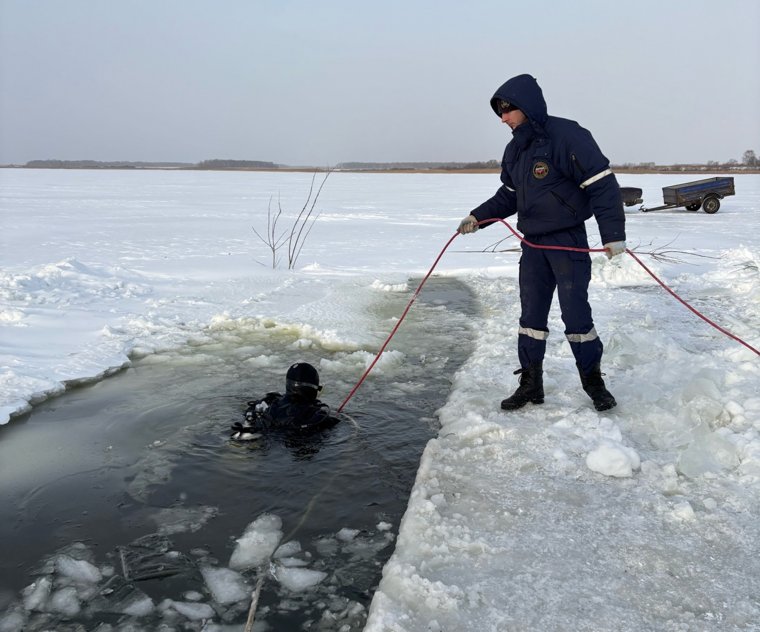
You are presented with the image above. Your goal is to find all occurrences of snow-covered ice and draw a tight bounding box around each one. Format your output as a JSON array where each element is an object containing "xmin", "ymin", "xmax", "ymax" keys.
[{"xmin": 1, "ymin": 168, "xmax": 759, "ymax": 630}]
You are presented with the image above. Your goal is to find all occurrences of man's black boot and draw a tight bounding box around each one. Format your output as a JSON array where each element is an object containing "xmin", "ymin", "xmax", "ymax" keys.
[
  {"xmin": 501, "ymin": 364, "xmax": 544, "ymax": 410},
  {"xmin": 578, "ymin": 363, "xmax": 617, "ymax": 411}
]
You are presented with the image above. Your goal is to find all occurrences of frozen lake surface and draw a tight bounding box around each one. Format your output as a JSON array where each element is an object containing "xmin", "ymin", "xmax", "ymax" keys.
[{"xmin": 1, "ymin": 169, "xmax": 759, "ymax": 630}]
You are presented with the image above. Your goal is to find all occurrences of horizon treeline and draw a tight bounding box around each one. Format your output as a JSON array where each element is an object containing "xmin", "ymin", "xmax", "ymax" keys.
[
  {"xmin": 17, "ymin": 158, "xmax": 500, "ymax": 170},
  {"xmin": 9, "ymin": 153, "xmax": 759, "ymax": 172}
]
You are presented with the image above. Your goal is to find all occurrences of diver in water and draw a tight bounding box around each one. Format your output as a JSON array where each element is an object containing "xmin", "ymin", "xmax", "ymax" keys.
[{"xmin": 230, "ymin": 362, "xmax": 339, "ymax": 441}]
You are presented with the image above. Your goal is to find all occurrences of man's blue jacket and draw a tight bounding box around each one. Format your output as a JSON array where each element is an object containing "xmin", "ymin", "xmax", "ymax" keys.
[{"xmin": 471, "ymin": 74, "xmax": 626, "ymax": 245}]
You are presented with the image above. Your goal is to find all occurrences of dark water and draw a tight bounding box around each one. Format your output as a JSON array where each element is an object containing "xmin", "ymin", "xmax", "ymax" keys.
[{"xmin": 0, "ymin": 277, "xmax": 476, "ymax": 630}]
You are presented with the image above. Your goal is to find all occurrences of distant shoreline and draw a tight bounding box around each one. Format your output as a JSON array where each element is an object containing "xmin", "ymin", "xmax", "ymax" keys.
[{"xmin": 2, "ymin": 165, "xmax": 758, "ymax": 175}]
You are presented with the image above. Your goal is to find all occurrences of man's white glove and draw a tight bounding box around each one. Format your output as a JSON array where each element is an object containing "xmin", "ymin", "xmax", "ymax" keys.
[
  {"xmin": 458, "ymin": 215, "xmax": 479, "ymax": 234},
  {"xmin": 603, "ymin": 241, "xmax": 626, "ymax": 259}
]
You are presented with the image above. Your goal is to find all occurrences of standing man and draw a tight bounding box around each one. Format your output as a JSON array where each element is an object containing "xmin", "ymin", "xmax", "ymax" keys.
[{"xmin": 458, "ymin": 74, "xmax": 626, "ymax": 412}]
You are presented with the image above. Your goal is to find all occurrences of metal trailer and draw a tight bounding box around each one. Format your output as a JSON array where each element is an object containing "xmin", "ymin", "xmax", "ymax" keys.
[
  {"xmin": 620, "ymin": 187, "xmax": 643, "ymax": 207},
  {"xmin": 640, "ymin": 176, "xmax": 735, "ymax": 214}
]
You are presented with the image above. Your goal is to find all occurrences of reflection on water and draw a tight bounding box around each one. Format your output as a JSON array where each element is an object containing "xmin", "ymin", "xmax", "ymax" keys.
[{"xmin": 0, "ymin": 277, "xmax": 477, "ymax": 630}]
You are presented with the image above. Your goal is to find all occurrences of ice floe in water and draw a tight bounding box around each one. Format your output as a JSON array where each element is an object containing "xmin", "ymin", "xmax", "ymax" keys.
[
  {"xmin": 1, "ymin": 511, "xmax": 395, "ymax": 630},
  {"xmin": 152, "ymin": 505, "xmax": 219, "ymax": 535},
  {"xmin": 201, "ymin": 566, "xmax": 251, "ymax": 605},
  {"xmin": 273, "ymin": 566, "xmax": 328, "ymax": 592},
  {"xmin": 228, "ymin": 513, "xmax": 283, "ymax": 570}
]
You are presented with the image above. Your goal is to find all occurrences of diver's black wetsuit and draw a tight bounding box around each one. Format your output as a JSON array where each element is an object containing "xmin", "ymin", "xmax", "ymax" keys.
[{"xmin": 230, "ymin": 392, "xmax": 339, "ymax": 440}]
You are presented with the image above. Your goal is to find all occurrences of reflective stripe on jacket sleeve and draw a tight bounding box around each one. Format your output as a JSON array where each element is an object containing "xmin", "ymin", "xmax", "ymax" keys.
[{"xmin": 579, "ymin": 168, "xmax": 613, "ymax": 189}]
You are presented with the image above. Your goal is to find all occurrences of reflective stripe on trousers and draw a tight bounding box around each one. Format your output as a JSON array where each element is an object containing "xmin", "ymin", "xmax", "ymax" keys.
[{"xmin": 517, "ymin": 229, "xmax": 604, "ymax": 374}]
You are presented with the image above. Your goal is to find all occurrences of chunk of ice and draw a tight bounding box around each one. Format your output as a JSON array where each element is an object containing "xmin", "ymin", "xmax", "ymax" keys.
[
  {"xmin": 165, "ymin": 599, "xmax": 215, "ymax": 620},
  {"xmin": 275, "ymin": 566, "xmax": 328, "ymax": 592},
  {"xmin": 0, "ymin": 609, "xmax": 26, "ymax": 632},
  {"xmin": 273, "ymin": 540, "xmax": 302, "ymax": 559},
  {"xmin": 152, "ymin": 505, "xmax": 219, "ymax": 535},
  {"xmin": 278, "ymin": 557, "xmax": 310, "ymax": 567},
  {"xmin": 672, "ymin": 501, "xmax": 696, "ymax": 521},
  {"xmin": 201, "ymin": 566, "xmax": 251, "ymax": 605},
  {"xmin": 229, "ymin": 513, "xmax": 283, "ymax": 570},
  {"xmin": 336, "ymin": 528, "xmax": 360, "ymax": 542},
  {"xmin": 48, "ymin": 586, "xmax": 81, "ymax": 616},
  {"xmin": 56, "ymin": 555, "xmax": 102, "ymax": 583},
  {"xmin": 22, "ymin": 576, "xmax": 52, "ymax": 611},
  {"xmin": 122, "ymin": 594, "xmax": 155, "ymax": 617},
  {"xmin": 586, "ymin": 442, "xmax": 640, "ymax": 478}
]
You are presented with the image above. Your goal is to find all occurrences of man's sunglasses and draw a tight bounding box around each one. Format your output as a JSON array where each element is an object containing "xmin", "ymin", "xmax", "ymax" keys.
[{"xmin": 496, "ymin": 99, "xmax": 519, "ymax": 115}]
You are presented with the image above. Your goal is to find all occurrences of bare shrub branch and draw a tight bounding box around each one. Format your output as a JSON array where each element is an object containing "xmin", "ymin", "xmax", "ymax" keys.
[
  {"xmin": 252, "ymin": 195, "xmax": 289, "ymax": 269},
  {"xmin": 287, "ymin": 169, "xmax": 332, "ymax": 269},
  {"xmin": 252, "ymin": 169, "xmax": 332, "ymax": 269},
  {"xmin": 451, "ymin": 236, "xmax": 717, "ymax": 266}
]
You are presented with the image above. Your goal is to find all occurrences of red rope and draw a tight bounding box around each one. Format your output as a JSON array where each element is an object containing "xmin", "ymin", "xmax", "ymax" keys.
[
  {"xmin": 336, "ymin": 231, "xmax": 460, "ymax": 413},
  {"xmin": 336, "ymin": 220, "xmax": 759, "ymax": 412},
  {"xmin": 625, "ymin": 248, "xmax": 760, "ymax": 357}
]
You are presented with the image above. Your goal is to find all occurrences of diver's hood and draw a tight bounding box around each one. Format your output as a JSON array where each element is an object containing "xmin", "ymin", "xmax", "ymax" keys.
[
  {"xmin": 489, "ymin": 74, "xmax": 548, "ymax": 128},
  {"xmin": 285, "ymin": 362, "xmax": 321, "ymax": 400}
]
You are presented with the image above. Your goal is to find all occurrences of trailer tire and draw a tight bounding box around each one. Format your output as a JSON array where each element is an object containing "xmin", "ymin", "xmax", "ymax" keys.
[
  {"xmin": 702, "ymin": 196, "xmax": 720, "ymax": 214},
  {"xmin": 685, "ymin": 202, "xmax": 701, "ymax": 211}
]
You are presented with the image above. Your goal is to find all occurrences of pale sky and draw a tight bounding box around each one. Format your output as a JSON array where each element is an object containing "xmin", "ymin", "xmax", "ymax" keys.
[{"xmin": 1, "ymin": 0, "xmax": 758, "ymax": 166}]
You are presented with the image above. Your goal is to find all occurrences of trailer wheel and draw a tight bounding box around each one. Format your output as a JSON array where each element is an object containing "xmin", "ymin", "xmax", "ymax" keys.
[
  {"xmin": 702, "ymin": 196, "xmax": 720, "ymax": 214},
  {"xmin": 685, "ymin": 202, "xmax": 701, "ymax": 211}
]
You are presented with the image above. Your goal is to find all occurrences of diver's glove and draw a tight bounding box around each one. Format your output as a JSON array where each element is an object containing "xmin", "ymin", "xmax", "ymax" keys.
[
  {"xmin": 230, "ymin": 420, "xmax": 256, "ymax": 433},
  {"xmin": 457, "ymin": 215, "xmax": 479, "ymax": 234},
  {"xmin": 603, "ymin": 241, "xmax": 626, "ymax": 259},
  {"xmin": 230, "ymin": 420, "xmax": 261, "ymax": 441},
  {"xmin": 231, "ymin": 421, "xmax": 252, "ymax": 434}
]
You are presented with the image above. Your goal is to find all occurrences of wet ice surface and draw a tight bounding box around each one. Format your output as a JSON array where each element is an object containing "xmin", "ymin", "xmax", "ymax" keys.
[
  {"xmin": 0, "ymin": 277, "xmax": 476, "ymax": 630},
  {"xmin": 365, "ymin": 262, "xmax": 760, "ymax": 631}
]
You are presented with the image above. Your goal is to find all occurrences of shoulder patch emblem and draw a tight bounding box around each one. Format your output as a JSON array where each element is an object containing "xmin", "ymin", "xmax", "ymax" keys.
[{"xmin": 532, "ymin": 161, "xmax": 549, "ymax": 179}]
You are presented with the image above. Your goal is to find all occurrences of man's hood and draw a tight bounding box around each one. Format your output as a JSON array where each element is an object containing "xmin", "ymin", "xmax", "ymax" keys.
[{"xmin": 490, "ymin": 74, "xmax": 548, "ymax": 127}]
